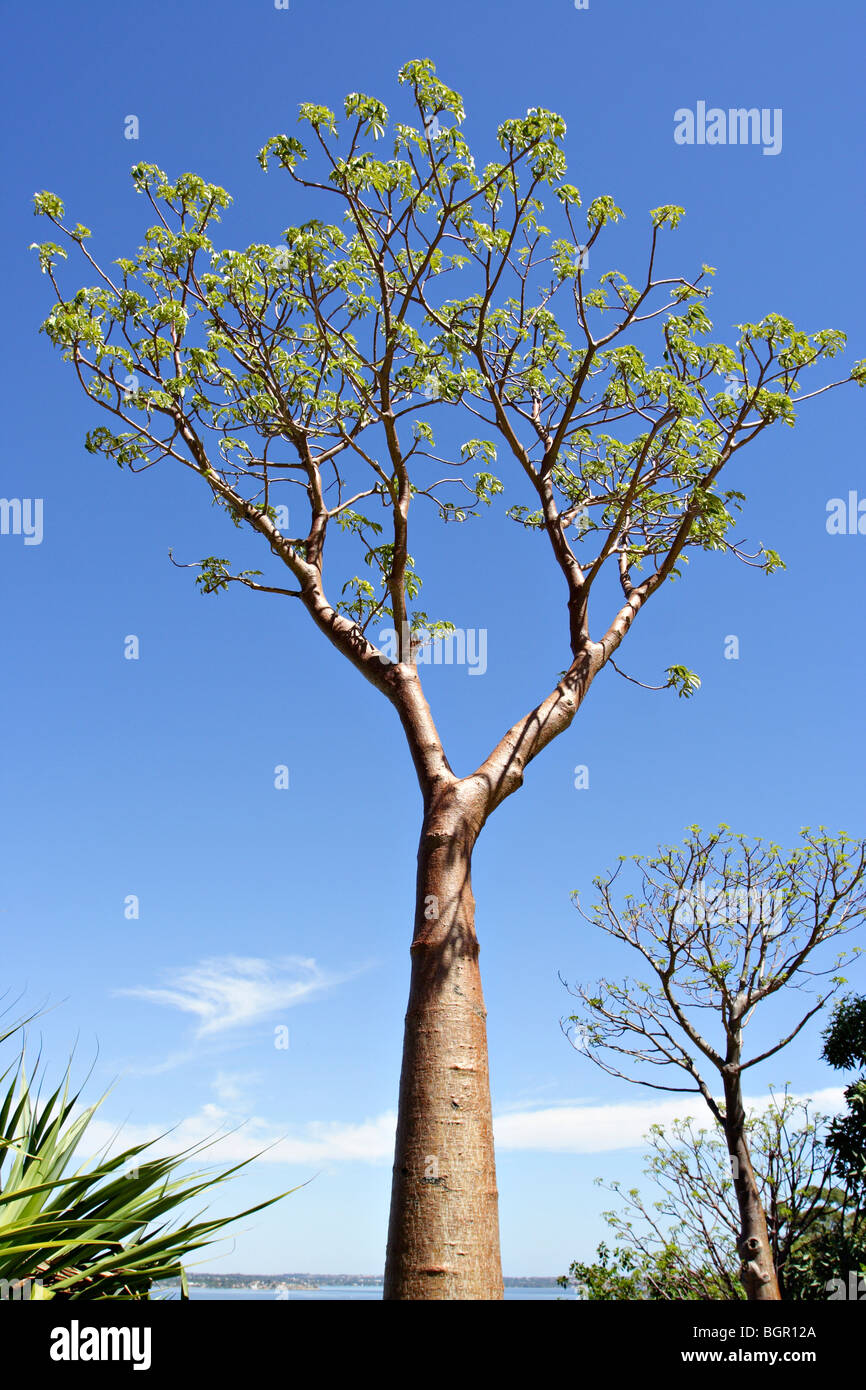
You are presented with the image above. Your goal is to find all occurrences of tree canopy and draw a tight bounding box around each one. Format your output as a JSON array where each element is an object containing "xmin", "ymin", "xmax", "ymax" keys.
[{"xmin": 31, "ymin": 59, "xmax": 866, "ymax": 746}]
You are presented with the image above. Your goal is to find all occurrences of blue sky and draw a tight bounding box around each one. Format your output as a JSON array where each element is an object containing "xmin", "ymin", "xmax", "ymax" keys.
[{"xmin": 1, "ymin": 0, "xmax": 864, "ymax": 1277}]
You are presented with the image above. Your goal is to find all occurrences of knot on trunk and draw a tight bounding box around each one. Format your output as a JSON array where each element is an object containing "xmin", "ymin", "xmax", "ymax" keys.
[
  {"xmin": 423, "ymin": 831, "xmax": 452, "ymax": 850},
  {"xmin": 738, "ymin": 1235, "xmax": 772, "ymax": 1285}
]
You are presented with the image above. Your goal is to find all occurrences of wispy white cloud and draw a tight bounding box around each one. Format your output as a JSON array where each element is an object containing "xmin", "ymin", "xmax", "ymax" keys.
[
  {"xmin": 492, "ymin": 1088, "xmax": 846, "ymax": 1154},
  {"xmin": 117, "ymin": 956, "xmax": 339, "ymax": 1037},
  {"xmin": 81, "ymin": 1107, "xmax": 398, "ymax": 1169},
  {"xmin": 212, "ymin": 1070, "xmax": 262, "ymax": 1107},
  {"xmin": 80, "ymin": 1088, "xmax": 846, "ymax": 1170},
  {"xmin": 119, "ymin": 1048, "xmax": 203, "ymax": 1078}
]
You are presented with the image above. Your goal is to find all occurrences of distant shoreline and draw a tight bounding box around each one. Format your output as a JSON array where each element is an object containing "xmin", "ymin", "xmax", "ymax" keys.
[{"xmin": 158, "ymin": 1273, "xmax": 560, "ymax": 1290}]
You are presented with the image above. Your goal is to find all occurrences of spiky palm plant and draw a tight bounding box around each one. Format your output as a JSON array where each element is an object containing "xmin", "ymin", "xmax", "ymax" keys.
[{"xmin": 0, "ymin": 1018, "xmax": 292, "ymax": 1299}]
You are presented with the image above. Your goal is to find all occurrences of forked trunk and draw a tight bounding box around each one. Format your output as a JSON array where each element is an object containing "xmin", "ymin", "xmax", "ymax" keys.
[
  {"xmin": 724, "ymin": 1074, "xmax": 781, "ymax": 1301},
  {"xmin": 383, "ymin": 787, "xmax": 503, "ymax": 1300}
]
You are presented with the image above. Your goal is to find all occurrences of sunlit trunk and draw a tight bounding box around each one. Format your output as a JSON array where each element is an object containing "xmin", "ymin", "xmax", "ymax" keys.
[
  {"xmin": 724, "ymin": 1074, "xmax": 781, "ymax": 1301},
  {"xmin": 383, "ymin": 791, "xmax": 503, "ymax": 1300}
]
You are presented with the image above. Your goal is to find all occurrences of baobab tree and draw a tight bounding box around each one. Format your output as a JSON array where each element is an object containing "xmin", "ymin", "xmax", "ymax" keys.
[
  {"xmin": 563, "ymin": 827, "xmax": 866, "ymax": 1300},
  {"xmin": 31, "ymin": 59, "xmax": 865, "ymax": 1299}
]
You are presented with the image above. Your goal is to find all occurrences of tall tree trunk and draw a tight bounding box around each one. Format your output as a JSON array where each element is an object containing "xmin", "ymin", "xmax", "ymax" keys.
[
  {"xmin": 723, "ymin": 1074, "xmax": 781, "ymax": 1301},
  {"xmin": 383, "ymin": 784, "xmax": 503, "ymax": 1300}
]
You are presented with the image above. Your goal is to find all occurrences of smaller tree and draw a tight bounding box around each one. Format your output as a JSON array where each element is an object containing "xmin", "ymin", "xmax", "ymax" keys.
[
  {"xmin": 562, "ymin": 827, "xmax": 866, "ymax": 1300},
  {"xmin": 560, "ymin": 1092, "xmax": 848, "ymax": 1301}
]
